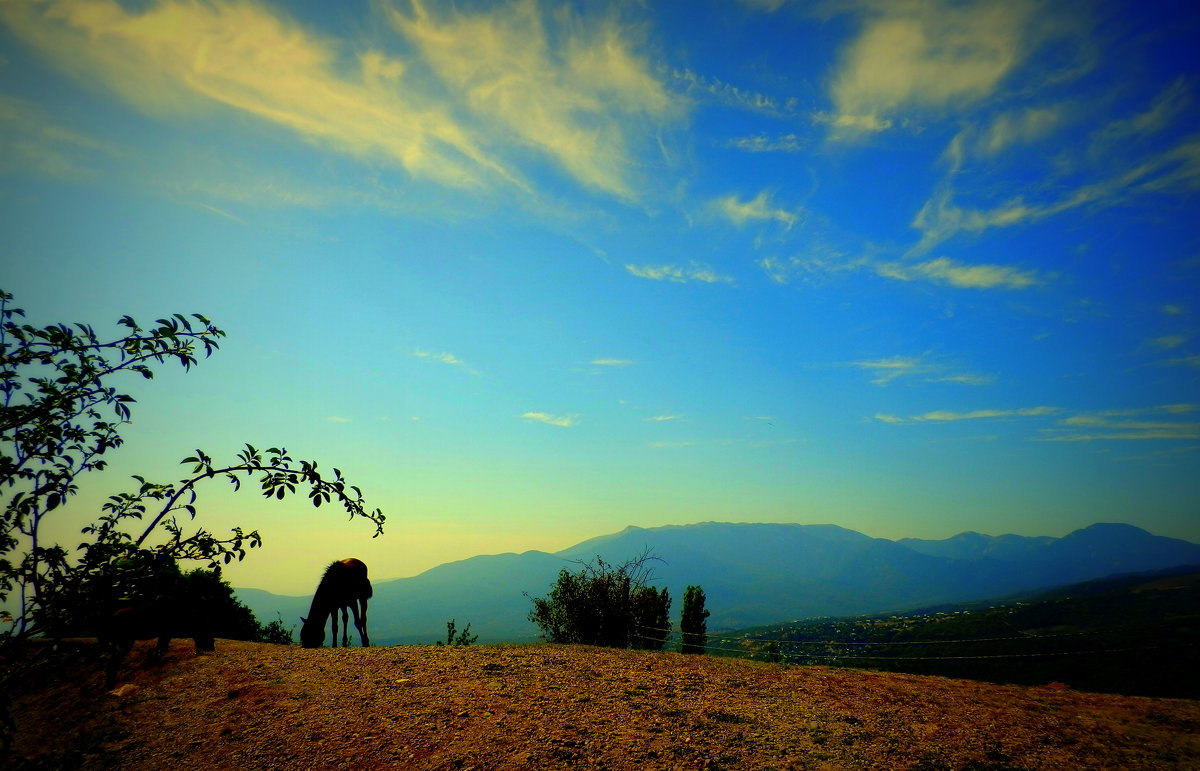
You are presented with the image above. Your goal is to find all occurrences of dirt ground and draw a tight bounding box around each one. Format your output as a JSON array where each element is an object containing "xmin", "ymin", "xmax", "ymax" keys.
[{"xmin": 8, "ymin": 638, "xmax": 1200, "ymax": 769}]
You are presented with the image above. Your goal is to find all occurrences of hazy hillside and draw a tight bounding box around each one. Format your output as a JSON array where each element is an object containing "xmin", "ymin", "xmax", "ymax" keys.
[{"xmin": 236, "ymin": 521, "xmax": 1200, "ymax": 646}]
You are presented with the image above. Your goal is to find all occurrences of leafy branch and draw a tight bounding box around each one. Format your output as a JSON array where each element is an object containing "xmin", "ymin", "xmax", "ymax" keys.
[{"xmin": 0, "ymin": 289, "xmax": 385, "ymax": 639}]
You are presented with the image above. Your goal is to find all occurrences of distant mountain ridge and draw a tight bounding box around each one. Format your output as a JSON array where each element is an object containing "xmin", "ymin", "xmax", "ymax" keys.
[{"xmin": 235, "ymin": 522, "xmax": 1200, "ymax": 645}]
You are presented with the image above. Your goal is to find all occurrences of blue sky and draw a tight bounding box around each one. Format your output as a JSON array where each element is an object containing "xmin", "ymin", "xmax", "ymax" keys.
[{"xmin": 2, "ymin": 0, "xmax": 1198, "ymax": 594}]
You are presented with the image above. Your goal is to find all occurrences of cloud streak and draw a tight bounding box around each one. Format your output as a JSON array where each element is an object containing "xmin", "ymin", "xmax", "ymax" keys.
[
  {"xmin": 522, "ymin": 412, "xmax": 579, "ymax": 428},
  {"xmin": 625, "ymin": 263, "xmax": 734, "ymax": 285},
  {"xmin": 845, "ymin": 355, "xmax": 993, "ymax": 387},
  {"xmin": 413, "ymin": 349, "xmax": 477, "ymax": 374},
  {"xmin": 876, "ymin": 403, "xmax": 1199, "ymax": 442}
]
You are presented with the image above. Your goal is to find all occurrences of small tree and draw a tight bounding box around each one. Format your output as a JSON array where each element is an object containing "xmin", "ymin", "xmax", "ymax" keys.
[
  {"xmin": 527, "ymin": 549, "xmax": 663, "ymax": 648},
  {"xmin": 680, "ymin": 585, "xmax": 709, "ymax": 654},
  {"xmin": 0, "ymin": 290, "xmax": 385, "ymax": 640},
  {"xmin": 435, "ymin": 618, "xmax": 478, "ymax": 646},
  {"xmin": 630, "ymin": 585, "xmax": 671, "ymax": 650},
  {"xmin": 257, "ymin": 615, "xmax": 295, "ymax": 645}
]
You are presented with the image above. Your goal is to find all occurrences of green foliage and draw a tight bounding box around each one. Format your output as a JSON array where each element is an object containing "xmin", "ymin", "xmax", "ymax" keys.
[
  {"xmin": 527, "ymin": 549, "xmax": 666, "ymax": 649},
  {"xmin": 257, "ymin": 615, "xmax": 296, "ymax": 646},
  {"xmin": 0, "ymin": 289, "xmax": 385, "ymax": 639},
  {"xmin": 630, "ymin": 585, "xmax": 671, "ymax": 650},
  {"xmin": 435, "ymin": 618, "xmax": 478, "ymax": 646},
  {"xmin": 680, "ymin": 585, "xmax": 709, "ymax": 654}
]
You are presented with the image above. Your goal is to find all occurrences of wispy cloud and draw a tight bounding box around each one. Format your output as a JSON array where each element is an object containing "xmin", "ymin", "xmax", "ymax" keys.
[
  {"xmin": 912, "ymin": 80, "xmax": 1200, "ymax": 256},
  {"xmin": 942, "ymin": 105, "xmax": 1067, "ymax": 167},
  {"xmin": 724, "ymin": 133, "xmax": 807, "ymax": 153},
  {"xmin": 713, "ymin": 191, "xmax": 799, "ymax": 229},
  {"xmin": 671, "ymin": 68, "xmax": 794, "ymax": 116},
  {"xmin": 646, "ymin": 415, "xmax": 684, "ymax": 422},
  {"xmin": 324, "ymin": 416, "xmax": 352, "ymax": 424},
  {"xmin": 760, "ymin": 247, "xmax": 1040, "ymax": 293},
  {"xmin": 391, "ymin": 0, "xmax": 679, "ymax": 200},
  {"xmin": 591, "ymin": 358, "xmax": 635, "ymax": 367},
  {"xmin": 913, "ymin": 407, "xmax": 1058, "ymax": 422},
  {"xmin": 0, "ymin": 0, "xmax": 516, "ymax": 189},
  {"xmin": 876, "ymin": 403, "xmax": 1199, "ymax": 442},
  {"xmin": 522, "ymin": 412, "xmax": 579, "ymax": 428},
  {"xmin": 874, "ymin": 406, "xmax": 1057, "ymax": 424},
  {"xmin": 914, "ymin": 133, "xmax": 1200, "ymax": 253},
  {"xmin": 846, "ymin": 355, "xmax": 992, "ymax": 387},
  {"xmin": 0, "ymin": 93, "xmax": 120, "ymax": 178},
  {"xmin": 1151, "ymin": 335, "xmax": 1189, "ymax": 350},
  {"xmin": 625, "ymin": 263, "xmax": 734, "ymax": 285},
  {"xmin": 876, "ymin": 257, "xmax": 1043, "ymax": 290},
  {"xmin": 1037, "ymin": 404, "xmax": 1200, "ymax": 442},
  {"xmin": 1090, "ymin": 77, "xmax": 1194, "ymax": 151},
  {"xmin": 412, "ymin": 349, "xmax": 477, "ymax": 374},
  {"xmin": 1, "ymin": 0, "xmax": 679, "ymax": 202}
]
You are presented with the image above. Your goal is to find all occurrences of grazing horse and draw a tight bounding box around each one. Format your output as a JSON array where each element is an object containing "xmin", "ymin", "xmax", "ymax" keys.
[
  {"xmin": 300, "ymin": 558, "xmax": 372, "ymax": 648},
  {"xmin": 100, "ymin": 596, "xmax": 215, "ymax": 688}
]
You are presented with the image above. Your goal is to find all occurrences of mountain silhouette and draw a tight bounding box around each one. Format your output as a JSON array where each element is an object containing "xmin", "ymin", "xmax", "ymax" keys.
[{"xmin": 236, "ymin": 522, "xmax": 1200, "ymax": 645}]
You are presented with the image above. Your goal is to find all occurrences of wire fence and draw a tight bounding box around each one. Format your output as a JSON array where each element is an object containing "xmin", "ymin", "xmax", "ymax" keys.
[{"xmin": 625, "ymin": 621, "xmax": 1195, "ymax": 662}]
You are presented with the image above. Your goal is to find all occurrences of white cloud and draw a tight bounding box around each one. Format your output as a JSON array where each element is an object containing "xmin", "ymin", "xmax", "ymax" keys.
[
  {"xmin": 591, "ymin": 358, "xmax": 635, "ymax": 367},
  {"xmin": 522, "ymin": 412, "xmax": 578, "ymax": 428},
  {"xmin": 713, "ymin": 191, "xmax": 799, "ymax": 229},
  {"xmin": 826, "ymin": 0, "xmax": 1037, "ymax": 137},
  {"xmin": 646, "ymin": 415, "xmax": 684, "ymax": 422}
]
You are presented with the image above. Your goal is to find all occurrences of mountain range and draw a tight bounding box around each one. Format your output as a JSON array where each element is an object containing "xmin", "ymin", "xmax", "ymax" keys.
[{"xmin": 235, "ymin": 522, "xmax": 1200, "ymax": 646}]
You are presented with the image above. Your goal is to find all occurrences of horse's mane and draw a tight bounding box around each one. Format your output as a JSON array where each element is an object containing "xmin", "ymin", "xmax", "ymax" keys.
[{"xmin": 315, "ymin": 559, "xmax": 373, "ymax": 598}]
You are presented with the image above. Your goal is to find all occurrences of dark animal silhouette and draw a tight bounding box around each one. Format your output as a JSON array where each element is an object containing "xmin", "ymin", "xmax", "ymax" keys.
[
  {"xmin": 100, "ymin": 596, "xmax": 215, "ymax": 688},
  {"xmin": 300, "ymin": 558, "xmax": 372, "ymax": 648}
]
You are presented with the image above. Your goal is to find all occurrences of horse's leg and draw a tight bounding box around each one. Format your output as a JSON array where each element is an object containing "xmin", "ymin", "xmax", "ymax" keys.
[
  {"xmin": 330, "ymin": 609, "xmax": 340, "ymax": 648},
  {"xmin": 105, "ymin": 638, "xmax": 134, "ymax": 689},
  {"xmin": 340, "ymin": 606, "xmax": 350, "ymax": 647},
  {"xmin": 356, "ymin": 598, "xmax": 370, "ymax": 647}
]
